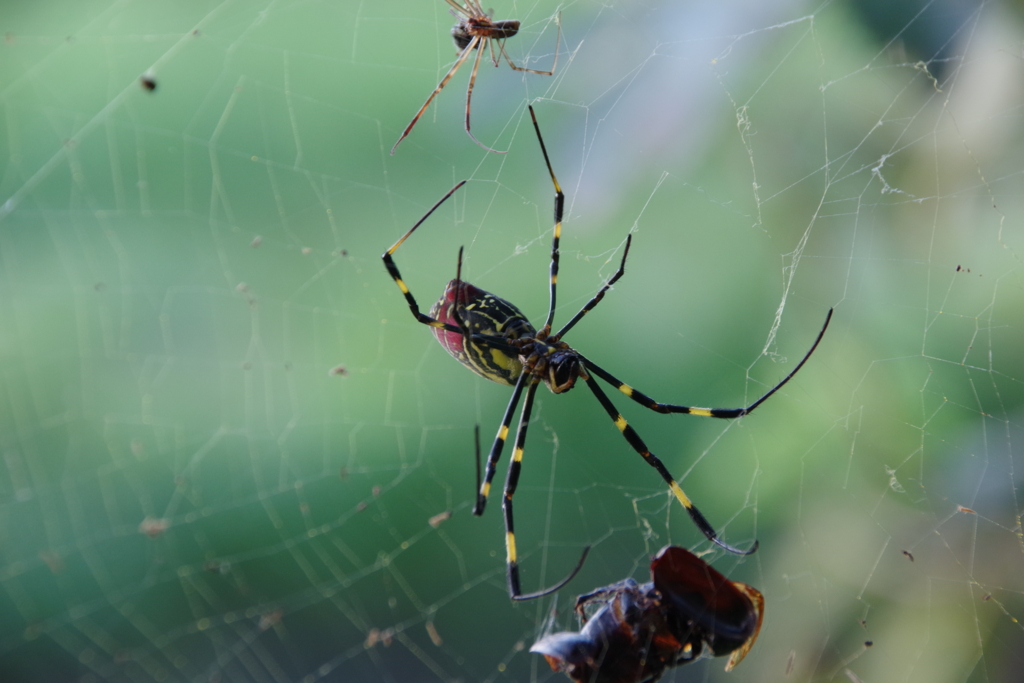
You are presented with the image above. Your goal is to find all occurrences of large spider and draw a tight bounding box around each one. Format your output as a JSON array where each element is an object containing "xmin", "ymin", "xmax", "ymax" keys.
[
  {"xmin": 382, "ymin": 106, "xmax": 833, "ymax": 600},
  {"xmin": 390, "ymin": 0, "xmax": 559, "ymax": 155}
]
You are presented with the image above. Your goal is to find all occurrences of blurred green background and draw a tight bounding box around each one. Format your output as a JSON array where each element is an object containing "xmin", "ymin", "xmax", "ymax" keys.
[{"xmin": 2, "ymin": 1, "xmax": 1023, "ymax": 682}]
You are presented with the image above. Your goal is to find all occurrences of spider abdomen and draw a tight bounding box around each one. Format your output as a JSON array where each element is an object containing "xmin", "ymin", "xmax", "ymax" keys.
[
  {"xmin": 452, "ymin": 19, "xmax": 521, "ymax": 51},
  {"xmin": 430, "ymin": 279, "xmax": 535, "ymax": 386}
]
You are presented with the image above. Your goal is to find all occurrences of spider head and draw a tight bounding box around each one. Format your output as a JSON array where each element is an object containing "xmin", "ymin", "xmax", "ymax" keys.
[
  {"xmin": 430, "ymin": 279, "xmax": 535, "ymax": 386},
  {"xmin": 543, "ymin": 347, "xmax": 585, "ymax": 394}
]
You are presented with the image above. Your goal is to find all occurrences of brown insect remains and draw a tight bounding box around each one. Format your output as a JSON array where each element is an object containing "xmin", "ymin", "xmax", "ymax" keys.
[{"xmin": 391, "ymin": 0, "xmax": 559, "ymax": 155}]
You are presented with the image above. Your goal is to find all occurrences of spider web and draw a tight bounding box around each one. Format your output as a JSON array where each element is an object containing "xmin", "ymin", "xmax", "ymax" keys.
[{"xmin": 2, "ymin": 1, "xmax": 1023, "ymax": 682}]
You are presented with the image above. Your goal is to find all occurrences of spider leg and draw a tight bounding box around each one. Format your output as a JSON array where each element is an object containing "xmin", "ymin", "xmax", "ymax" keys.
[
  {"xmin": 504, "ymin": 380, "xmax": 591, "ymax": 600},
  {"xmin": 474, "ymin": 424, "xmax": 482, "ymax": 504},
  {"xmin": 382, "ymin": 181, "xmax": 472, "ymax": 334},
  {"xmin": 445, "ymin": 248, "xmax": 527, "ymax": 519},
  {"xmin": 391, "ymin": 35, "xmax": 479, "ymax": 155},
  {"xmin": 464, "ymin": 40, "xmax": 508, "ymax": 154},
  {"xmin": 531, "ymin": 106, "xmax": 633, "ymax": 340},
  {"xmin": 452, "ymin": 244, "xmax": 473, "ymax": 344},
  {"xmin": 554, "ymin": 234, "xmax": 632, "ymax": 339},
  {"xmin": 488, "ymin": 35, "xmax": 500, "ymax": 67},
  {"xmin": 444, "ymin": 0, "xmax": 470, "ymax": 17},
  {"xmin": 447, "ymin": 245, "xmax": 525, "ymax": 360},
  {"xmin": 581, "ymin": 372, "xmax": 758, "ymax": 556},
  {"xmin": 573, "ymin": 578, "xmax": 640, "ymax": 622},
  {"xmin": 473, "ymin": 372, "xmax": 529, "ymax": 516},
  {"xmin": 527, "ymin": 105, "xmax": 564, "ymax": 330},
  {"xmin": 501, "ymin": 12, "xmax": 561, "ymax": 76},
  {"xmin": 584, "ymin": 308, "xmax": 833, "ymax": 417}
]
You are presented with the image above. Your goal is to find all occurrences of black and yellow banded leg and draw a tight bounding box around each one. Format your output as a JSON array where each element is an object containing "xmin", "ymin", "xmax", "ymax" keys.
[
  {"xmin": 554, "ymin": 234, "xmax": 633, "ymax": 340},
  {"xmin": 473, "ymin": 372, "xmax": 530, "ymax": 516},
  {"xmin": 528, "ymin": 105, "xmax": 565, "ymax": 331},
  {"xmin": 503, "ymin": 379, "xmax": 590, "ymax": 600},
  {"xmin": 581, "ymin": 373, "xmax": 757, "ymax": 556},
  {"xmin": 584, "ymin": 308, "xmax": 833, "ymax": 418},
  {"xmin": 473, "ymin": 424, "xmax": 482, "ymax": 503},
  {"xmin": 382, "ymin": 181, "xmax": 472, "ymax": 334}
]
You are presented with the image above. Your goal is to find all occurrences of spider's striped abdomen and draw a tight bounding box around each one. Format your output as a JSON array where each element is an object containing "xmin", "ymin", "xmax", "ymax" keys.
[{"xmin": 430, "ymin": 279, "xmax": 535, "ymax": 386}]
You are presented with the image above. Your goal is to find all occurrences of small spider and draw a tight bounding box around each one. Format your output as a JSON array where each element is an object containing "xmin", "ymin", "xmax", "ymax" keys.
[
  {"xmin": 382, "ymin": 106, "xmax": 832, "ymax": 600},
  {"xmin": 391, "ymin": 1, "xmax": 560, "ymax": 155},
  {"xmin": 531, "ymin": 545, "xmax": 765, "ymax": 683}
]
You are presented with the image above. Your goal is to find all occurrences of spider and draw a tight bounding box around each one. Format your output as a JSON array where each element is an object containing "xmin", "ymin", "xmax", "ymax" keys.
[
  {"xmin": 530, "ymin": 545, "xmax": 765, "ymax": 683},
  {"xmin": 382, "ymin": 105, "xmax": 833, "ymax": 600},
  {"xmin": 390, "ymin": 0, "xmax": 560, "ymax": 155}
]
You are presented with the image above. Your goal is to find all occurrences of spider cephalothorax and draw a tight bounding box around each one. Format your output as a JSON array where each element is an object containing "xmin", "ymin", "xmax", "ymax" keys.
[{"xmin": 382, "ymin": 105, "xmax": 833, "ymax": 601}]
